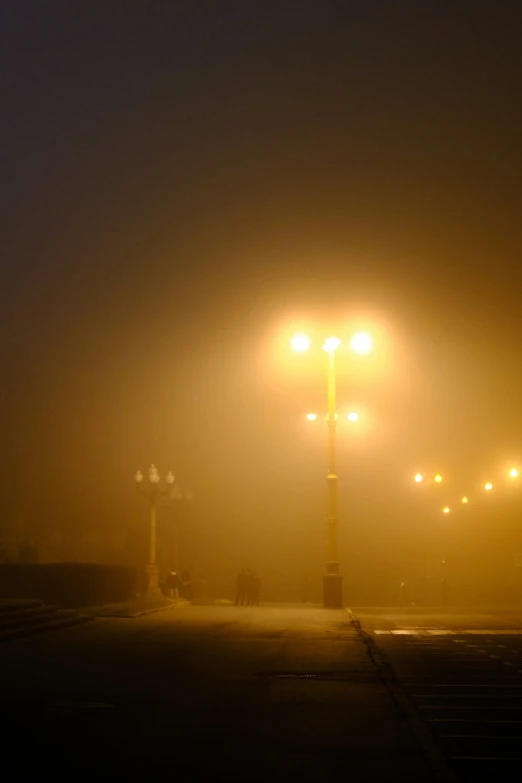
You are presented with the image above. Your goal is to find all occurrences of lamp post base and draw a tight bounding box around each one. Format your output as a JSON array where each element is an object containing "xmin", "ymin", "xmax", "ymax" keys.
[
  {"xmin": 323, "ymin": 563, "xmax": 343, "ymax": 608},
  {"xmin": 146, "ymin": 563, "xmax": 164, "ymax": 599}
]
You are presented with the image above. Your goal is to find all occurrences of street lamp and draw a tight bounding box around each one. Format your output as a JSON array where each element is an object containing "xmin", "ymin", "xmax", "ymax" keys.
[
  {"xmin": 350, "ymin": 332, "xmax": 373, "ymax": 355},
  {"xmin": 134, "ymin": 464, "xmax": 186, "ymax": 598},
  {"xmin": 485, "ymin": 482, "xmax": 493, "ymax": 491},
  {"xmin": 347, "ymin": 411, "xmax": 359, "ymax": 422},
  {"xmin": 510, "ymin": 468, "xmax": 519, "ymax": 478},
  {"xmin": 461, "ymin": 496, "xmax": 469, "ymax": 504},
  {"xmin": 434, "ymin": 474, "xmax": 443, "ymax": 484},
  {"xmin": 306, "ymin": 413, "xmax": 318, "ymax": 421},
  {"xmin": 414, "ymin": 473, "xmax": 423, "ymax": 483},
  {"xmin": 442, "ymin": 507, "xmax": 450, "ymax": 514},
  {"xmin": 291, "ymin": 330, "xmax": 372, "ymax": 608},
  {"xmin": 291, "ymin": 333, "xmax": 311, "ymax": 352}
]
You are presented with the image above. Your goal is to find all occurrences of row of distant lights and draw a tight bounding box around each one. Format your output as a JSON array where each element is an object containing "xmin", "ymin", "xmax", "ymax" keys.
[
  {"xmin": 306, "ymin": 411, "xmax": 360, "ymax": 422},
  {"xmin": 414, "ymin": 470, "xmax": 519, "ymax": 514},
  {"xmin": 291, "ymin": 332, "xmax": 373, "ymax": 355}
]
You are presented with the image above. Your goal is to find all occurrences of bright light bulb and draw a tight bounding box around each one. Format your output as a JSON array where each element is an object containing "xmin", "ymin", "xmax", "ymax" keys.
[
  {"xmin": 485, "ymin": 482, "xmax": 493, "ymax": 491},
  {"xmin": 442, "ymin": 507, "xmax": 450, "ymax": 514},
  {"xmin": 414, "ymin": 473, "xmax": 423, "ymax": 483},
  {"xmin": 347, "ymin": 411, "xmax": 359, "ymax": 422},
  {"xmin": 510, "ymin": 468, "xmax": 519, "ymax": 478},
  {"xmin": 291, "ymin": 333, "xmax": 310, "ymax": 352},
  {"xmin": 434, "ymin": 474, "xmax": 442, "ymax": 483},
  {"xmin": 350, "ymin": 332, "xmax": 373, "ymax": 355},
  {"xmin": 461, "ymin": 496, "xmax": 468, "ymax": 504},
  {"xmin": 306, "ymin": 413, "xmax": 317, "ymax": 421},
  {"xmin": 322, "ymin": 336, "xmax": 341, "ymax": 353}
]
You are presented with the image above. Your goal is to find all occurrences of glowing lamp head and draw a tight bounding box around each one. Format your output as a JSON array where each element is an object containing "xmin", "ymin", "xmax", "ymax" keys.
[
  {"xmin": 461, "ymin": 496, "xmax": 468, "ymax": 504},
  {"xmin": 306, "ymin": 413, "xmax": 317, "ymax": 421},
  {"xmin": 322, "ymin": 336, "xmax": 341, "ymax": 353},
  {"xmin": 510, "ymin": 468, "xmax": 519, "ymax": 478},
  {"xmin": 347, "ymin": 411, "xmax": 359, "ymax": 422},
  {"xmin": 485, "ymin": 482, "xmax": 493, "ymax": 491},
  {"xmin": 442, "ymin": 507, "xmax": 450, "ymax": 514},
  {"xmin": 414, "ymin": 473, "xmax": 423, "ymax": 483},
  {"xmin": 291, "ymin": 333, "xmax": 310, "ymax": 352},
  {"xmin": 148, "ymin": 464, "xmax": 160, "ymax": 484},
  {"xmin": 434, "ymin": 474, "xmax": 442, "ymax": 484},
  {"xmin": 350, "ymin": 332, "xmax": 373, "ymax": 355}
]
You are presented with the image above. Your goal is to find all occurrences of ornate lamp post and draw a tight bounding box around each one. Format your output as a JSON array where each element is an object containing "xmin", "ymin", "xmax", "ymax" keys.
[
  {"xmin": 291, "ymin": 330, "xmax": 373, "ymax": 608},
  {"xmin": 134, "ymin": 464, "xmax": 177, "ymax": 598}
]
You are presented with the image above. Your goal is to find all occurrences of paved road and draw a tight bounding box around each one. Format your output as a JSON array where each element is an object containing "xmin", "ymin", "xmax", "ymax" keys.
[
  {"xmin": 0, "ymin": 604, "xmax": 434, "ymax": 781},
  {"xmin": 353, "ymin": 607, "xmax": 522, "ymax": 781}
]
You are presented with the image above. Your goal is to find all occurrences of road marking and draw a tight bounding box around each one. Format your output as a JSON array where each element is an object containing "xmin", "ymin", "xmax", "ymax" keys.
[
  {"xmin": 374, "ymin": 629, "xmax": 522, "ymax": 637},
  {"xmin": 428, "ymin": 719, "xmax": 522, "ymax": 724}
]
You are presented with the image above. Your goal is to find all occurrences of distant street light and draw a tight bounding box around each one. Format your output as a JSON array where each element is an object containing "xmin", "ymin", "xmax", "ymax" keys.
[
  {"xmin": 485, "ymin": 482, "xmax": 493, "ymax": 491},
  {"xmin": 434, "ymin": 474, "xmax": 443, "ymax": 484},
  {"xmin": 461, "ymin": 496, "xmax": 469, "ymax": 504},
  {"xmin": 134, "ymin": 465, "xmax": 191, "ymax": 597},
  {"xmin": 291, "ymin": 333, "xmax": 311, "ymax": 352},
  {"xmin": 442, "ymin": 507, "xmax": 450, "ymax": 514},
  {"xmin": 414, "ymin": 473, "xmax": 423, "ymax": 483},
  {"xmin": 350, "ymin": 332, "xmax": 373, "ymax": 355},
  {"xmin": 291, "ymin": 330, "xmax": 373, "ymax": 608},
  {"xmin": 510, "ymin": 468, "xmax": 519, "ymax": 478},
  {"xmin": 306, "ymin": 413, "xmax": 318, "ymax": 421}
]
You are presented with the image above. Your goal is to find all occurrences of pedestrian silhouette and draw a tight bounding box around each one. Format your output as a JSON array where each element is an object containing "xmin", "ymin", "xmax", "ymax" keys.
[
  {"xmin": 235, "ymin": 569, "xmax": 247, "ymax": 606},
  {"xmin": 166, "ymin": 570, "xmax": 180, "ymax": 599},
  {"xmin": 245, "ymin": 569, "xmax": 255, "ymax": 605}
]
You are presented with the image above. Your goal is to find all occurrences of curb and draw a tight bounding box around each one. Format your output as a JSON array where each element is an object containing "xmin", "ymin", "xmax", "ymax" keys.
[
  {"xmin": 347, "ymin": 608, "xmax": 459, "ymax": 783},
  {"xmin": 0, "ymin": 614, "xmax": 94, "ymax": 644},
  {"xmin": 130, "ymin": 599, "xmax": 191, "ymax": 617},
  {"xmin": 91, "ymin": 599, "xmax": 191, "ymax": 618}
]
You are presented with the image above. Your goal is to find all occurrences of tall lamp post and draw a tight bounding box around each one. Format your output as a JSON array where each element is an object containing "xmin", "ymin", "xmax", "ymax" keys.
[
  {"xmin": 292, "ymin": 330, "xmax": 373, "ymax": 608},
  {"xmin": 134, "ymin": 464, "xmax": 177, "ymax": 598}
]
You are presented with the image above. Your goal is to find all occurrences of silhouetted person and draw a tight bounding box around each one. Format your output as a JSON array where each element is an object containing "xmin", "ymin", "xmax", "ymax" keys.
[
  {"xmin": 245, "ymin": 569, "xmax": 256, "ymax": 605},
  {"xmin": 441, "ymin": 579, "xmax": 449, "ymax": 607},
  {"xmin": 235, "ymin": 570, "xmax": 247, "ymax": 605},
  {"xmin": 166, "ymin": 570, "xmax": 180, "ymax": 599}
]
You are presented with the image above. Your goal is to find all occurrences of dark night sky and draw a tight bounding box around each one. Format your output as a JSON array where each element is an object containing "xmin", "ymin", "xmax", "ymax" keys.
[{"xmin": 2, "ymin": 1, "xmax": 522, "ymax": 586}]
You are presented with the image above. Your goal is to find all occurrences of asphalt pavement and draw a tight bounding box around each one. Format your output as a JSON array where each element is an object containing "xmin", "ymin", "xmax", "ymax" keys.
[
  {"xmin": 0, "ymin": 603, "xmax": 435, "ymax": 781},
  {"xmin": 353, "ymin": 606, "xmax": 522, "ymax": 781}
]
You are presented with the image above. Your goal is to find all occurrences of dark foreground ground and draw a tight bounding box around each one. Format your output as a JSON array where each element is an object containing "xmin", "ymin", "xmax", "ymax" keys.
[
  {"xmin": 352, "ymin": 606, "xmax": 522, "ymax": 781},
  {"xmin": 1, "ymin": 604, "xmax": 435, "ymax": 781}
]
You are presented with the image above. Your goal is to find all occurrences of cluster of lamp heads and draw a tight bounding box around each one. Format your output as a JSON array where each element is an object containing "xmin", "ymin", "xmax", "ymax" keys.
[
  {"xmin": 134, "ymin": 465, "xmax": 176, "ymax": 485},
  {"xmin": 291, "ymin": 332, "xmax": 373, "ymax": 355}
]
